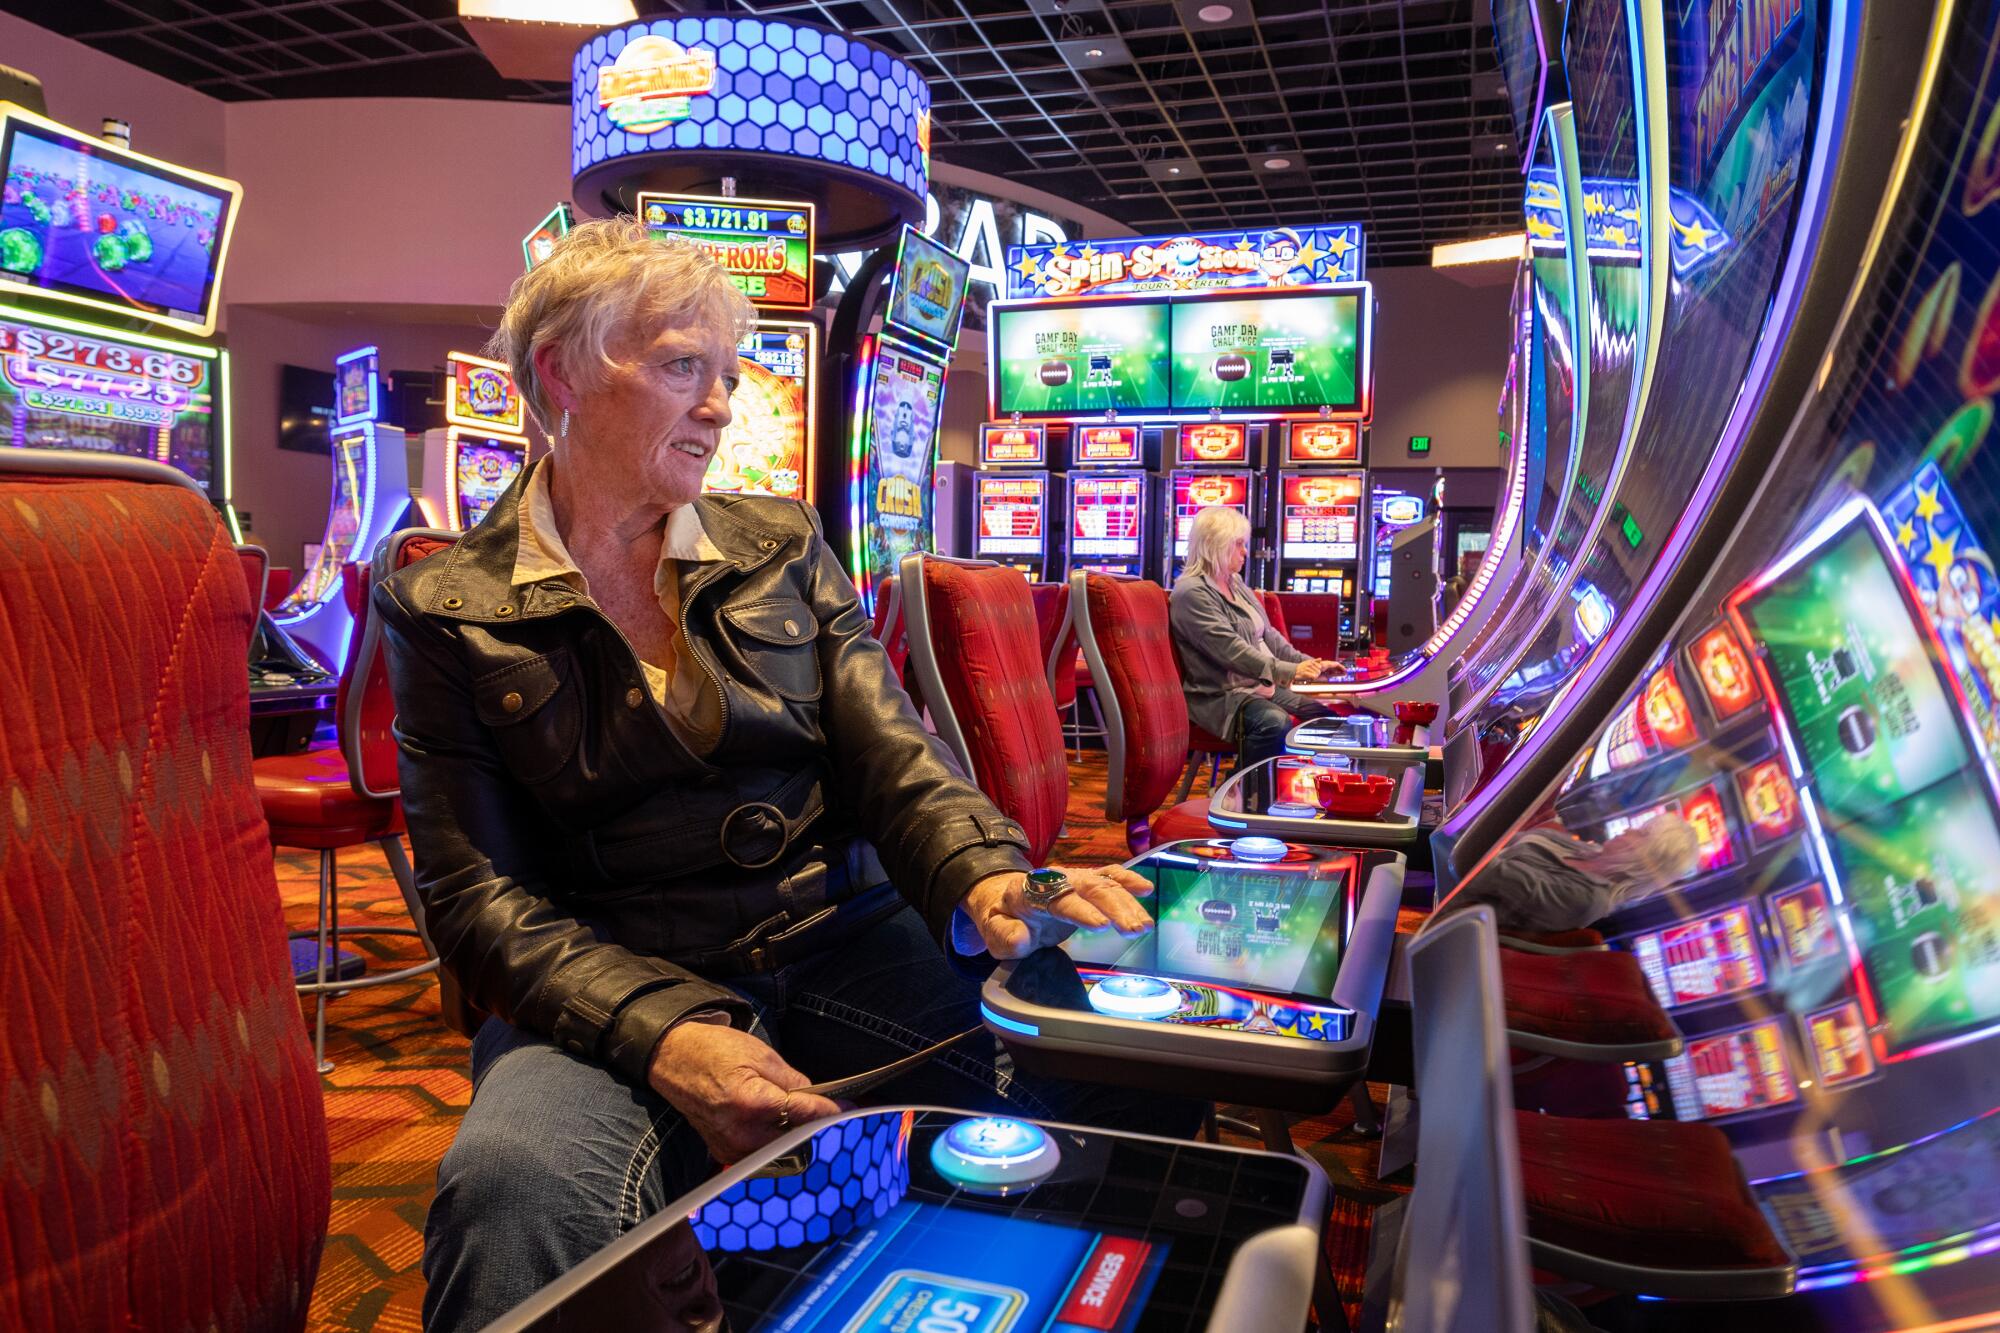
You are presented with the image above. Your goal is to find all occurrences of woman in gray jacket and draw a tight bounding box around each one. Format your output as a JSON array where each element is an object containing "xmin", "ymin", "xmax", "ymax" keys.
[{"xmin": 1169, "ymin": 504, "xmax": 1336, "ymax": 767}]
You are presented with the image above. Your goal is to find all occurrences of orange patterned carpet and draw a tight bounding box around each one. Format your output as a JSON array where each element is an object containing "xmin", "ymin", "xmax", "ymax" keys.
[{"xmin": 282, "ymin": 753, "xmax": 1410, "ymax": 1332}]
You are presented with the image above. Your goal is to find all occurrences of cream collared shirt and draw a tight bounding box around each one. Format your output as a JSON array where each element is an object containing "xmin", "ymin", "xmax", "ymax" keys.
[{"xmin": 512, "ymin": 461, "xmax": 725, "ymax": 754}]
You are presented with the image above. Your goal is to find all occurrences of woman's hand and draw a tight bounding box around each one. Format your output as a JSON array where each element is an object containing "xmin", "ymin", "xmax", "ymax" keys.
[
  {"xmin": 646, "ymin": 1021, "xmax": 841, "ymax": 1163},
  {"xmin": 960, "ymin": 864, "xmax": 1156, "ymax": 958}
]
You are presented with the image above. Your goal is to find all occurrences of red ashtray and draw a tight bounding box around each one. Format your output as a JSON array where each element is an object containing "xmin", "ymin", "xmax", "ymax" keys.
[
  {"xmin": 1314, "ymin": 772, "xmax": 1396, "ymax": 819},
  {"xmin": 1393, "ymin": 700, "xmax": 1440, "ymax": 726}
]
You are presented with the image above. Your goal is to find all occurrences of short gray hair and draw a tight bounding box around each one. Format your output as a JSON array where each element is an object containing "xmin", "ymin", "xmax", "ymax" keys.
[
  {"xmin": 1183, "ymin": 502, "xmax": 1252, "ymax": 582},
  {"xmin": 486, "ymin": 215, "xmax": 757, "ymax": 435}
]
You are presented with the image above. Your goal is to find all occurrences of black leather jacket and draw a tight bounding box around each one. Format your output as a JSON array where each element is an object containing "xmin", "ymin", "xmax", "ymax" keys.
[{"xmin": 373, "ymin": 460, "xmax": 1032, "ymax": 1086}]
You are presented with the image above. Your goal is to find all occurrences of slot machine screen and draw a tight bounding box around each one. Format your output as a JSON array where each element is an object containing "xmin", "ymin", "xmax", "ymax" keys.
[
  {"xmin": 1663, "ymin": 1018, "xmax": 1800, "ymax": 1121},
  {"xmin": 1628, "ymin": 904, "xmax": 1767, "ymax": 1009},
  {"xmin": 1071, "ymin": 475, "xmax": 1143, "ymax": 561},
  {"xmin": 979, "ymin": 422, "xmax": 1045, "ymax": 466},
  {"xmin": 1766, "ymin": 880, "xmax": 1842, "ymax": 969},
  {"xmin": 860, "ymin": 346, "xmax": 945, "ymax": 589},
  {"xmin": 1280, "ymin": 474, "xmax": 1361, "ymax": 561},
  {"xmin": 1168, "ymin": 288, "xmax": 1365, "ymax": 412},
  {"xmin": 1688, "ymin": 622, "xmax": 1762, "ymax": 720},
  {"xmin": 976, "ymin": 473, "xmax": 1047, "ymax": 558},
  {"xmin": 1585, "ymin": 663, "xmax": 1700, "ymax": 777},
  {"xmin": 1804, "ymin": 999, "xmax": 1877, "ymax": 1086},
  {"xmin": 452, "ymin": 436, "xmax": 525, "ymax": 530},
  {"xmin": 1178, "ymin": 421, "xmax": 1248, "ymax": 464},
  {"xmin": 0, "ymin": 308, "xmax": 220, "ymax": 494},
  {"xmin": 882, "ymin": 224, "xmax": 973, "ymax": 354},
  {"xmin": 991, "ymin": 300, "xmax": 1171, "ymax": 416},
  {"xmin": 1730, "ymin": 513, "xmax": 1971, "ymax": 824},
  {"xmin": 706, "ymin": 322, "xmax": 814, "ymax": 499},
  {"xmin": 636, "ymin": 192, "xmax": 815, "ymax": 310},
  {"xmin": 1172, "ymin": 473, "xmax": 1251, "ymax": 557},
  {"xmin": 0, "ymin": 109, "xmax": 238, "ymax": 334}
]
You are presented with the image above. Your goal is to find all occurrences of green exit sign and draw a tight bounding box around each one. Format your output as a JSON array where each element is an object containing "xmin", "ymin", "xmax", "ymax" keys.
[{"xmin": 1409, "ymin": 434, "xmax": 1432, "ymax": 455}]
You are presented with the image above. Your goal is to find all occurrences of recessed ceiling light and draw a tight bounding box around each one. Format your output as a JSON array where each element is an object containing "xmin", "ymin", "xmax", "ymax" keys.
[
  {"xmin": 1168, "ymin": 166, "xmax": 1182, "ymax": 174},
  {"xmin": 1493, "ymin": 141, "xmax": 1511, "ymax": 152},
  {"xmin": 1086, "ymin": 46, "xmax": 1104, "ymax": 57},
  {"xmin": 1197, "ymin": 3, "xmax": 1235, "ymax": 19},
  {"xmin": 1263, "ymin": 155, "xmax": 1292, "ymax": 170}
]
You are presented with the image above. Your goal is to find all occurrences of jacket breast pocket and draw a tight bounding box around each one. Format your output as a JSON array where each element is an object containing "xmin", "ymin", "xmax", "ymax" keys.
[
  {"xmin": 721, "ymin": 598, "xmax": 821, "ymax": 702},
  {"xmin": 473, "ymin": 648, "xmax": 581, "ymax": 785}
]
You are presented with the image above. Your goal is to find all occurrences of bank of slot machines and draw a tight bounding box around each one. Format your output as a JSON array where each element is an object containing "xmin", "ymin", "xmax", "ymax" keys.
[
  {"xmin": 1163, "ymin": 421, "xmax": 1260, "ymax": 586},
  {"xmin": 1065, "ymin": 424, "xmax": 1158, "ymax": 579},
  {"xmin": 972, "ymin": 422, "xmax": 1063, "ymax": 580}
]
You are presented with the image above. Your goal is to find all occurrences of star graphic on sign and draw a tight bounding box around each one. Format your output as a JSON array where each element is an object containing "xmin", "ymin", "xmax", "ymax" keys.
[
  {"xmin": 1989, "ymin": 613, "xmax": 2000, "ymax": 640},
  {"xmin": 1293, "ymin": 238, "xmax": 1327, "ymax": 272},
  {"xmin": 1079, "ymin": 244, "xmax": 1099, "ymax": 260},
  {"xmin": 1014, "ymin": 251, "xmax": 1040, "ymax": 279},
  {"xmin": 1897, "ymin": 516, "xmax": 1919, "ymax": 550},
  {"xmin": 1678, "ymin": 218, "xmax": 1711, "ymax": 247},
  {"xmin": 1926, "ymin": 527, "xmax": 1961, "ymax": 583},
  {"xmin": 1582, "ymin": 192, "xmax": 1605, "ymax": 216},
  {"xmin": 1326, "ymin": 233, "xmax": 1352, "ymax": 260},
  {"xmin": 1527, "ymin": 215, "xmax": 1558, "ymax": 240},
  {"xmin": 1299, "ymin": 1011, "xmax": 1327, "ymax": 1037},
  {"xmin": 1915, "ymin": 484, "xmax": 1946, "ymax": 523},
  {"xmin": 1605, "ymin": 225, "xmax": 1630, "ymax": 246}
]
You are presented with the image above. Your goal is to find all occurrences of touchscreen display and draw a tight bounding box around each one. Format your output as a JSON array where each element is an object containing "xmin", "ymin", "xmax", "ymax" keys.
[{"xmin": 1061, "ymin": 846, "xmax": 1355, "ymax": 1038}]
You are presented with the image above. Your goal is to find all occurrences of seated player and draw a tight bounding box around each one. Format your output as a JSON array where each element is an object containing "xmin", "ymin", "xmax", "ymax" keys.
[
  {"xmin": 1170, "ymin": 504, "xmax": 1336, "ymax": 768},
  {"xmin": 375, "ymin": 218, "xmax": 1188, "ymax": 1333}
]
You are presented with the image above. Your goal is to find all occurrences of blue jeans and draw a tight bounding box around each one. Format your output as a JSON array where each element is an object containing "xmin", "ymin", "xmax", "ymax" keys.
[
  {"xmin": 1239, "ymin": 689, "xmax": 1333, "ymax": 768},
  {"xmin": 421, "ymin": 905, "xmax": 1200, "ymax": 1332}
]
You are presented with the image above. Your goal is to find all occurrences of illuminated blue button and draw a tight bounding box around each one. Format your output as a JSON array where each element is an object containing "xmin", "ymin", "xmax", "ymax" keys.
[
  {"xmin": 1087, "ymin": 973, "xmax": 1184, "ymax": 1020},
  {"xmin": 930, "ymin": 1116, "xmax": 1059, "ymax": 1194},
  {"xmin": 1266, "ymin": 801, "xmax": 1318, "ymax": 819},
  {"xmin": 1230, "ymin": 835, "xmax": 1288, "ymax": 861}
]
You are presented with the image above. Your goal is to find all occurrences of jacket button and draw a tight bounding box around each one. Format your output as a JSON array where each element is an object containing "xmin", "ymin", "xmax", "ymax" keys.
[
  {"xmin": 625, "ymin": 686, "xmax": 644, "ymax": 709},
  {"xmin": 495, "ymin": 604, "xmax": 514, "ymax": 617},
  {"xmin": 760, "ymin": 538, "xmax": 778, "ymax": 551},
  {"xmin": 442, "ymin": 596, "xmax": 463, "ymax": 610},
  {"xmin": 501, "ymin": 691, "xmax": 523, "ymax": 713},
  {"xmin": 783, "ymin": 619, "xmax": 800, "ymax": 637}
]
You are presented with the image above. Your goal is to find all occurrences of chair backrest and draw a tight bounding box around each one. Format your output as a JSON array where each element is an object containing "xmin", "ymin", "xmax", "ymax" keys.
[
  {"xmin": 901, "ymin": 552, "xmax": 1068, "ymax": 863},
  {"xmin": 1071, "ymin": 571, "xmax": 1189, "ymax": 822},
  {"xmin": 1029, "ymin": 581, "xmax": 1078, "ymax": 710},
  {"xmin": 0, "ymin": 450, "xmax": 329, "ymax": 1332},
  {"xmin": 235, "ymin": 542, "xmax": 269, "ymax": 612},
  {"xmin": 1277, "ymin": 591, "xmax": 1341, "ymax": 651},
  {"xmin": 346, "ymin": 527, "xmax": 459, "ymax": 799},
  {"xmin": 1257, "ymin": 588, "xmax": 1290, "ymax": 642},
  {"xmin": 1394, "ymin": 908, "xmax": 1536, "ymax": 1333}
]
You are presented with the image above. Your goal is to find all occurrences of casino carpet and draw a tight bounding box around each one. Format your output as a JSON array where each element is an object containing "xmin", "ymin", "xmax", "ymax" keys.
[{"xmin": 278, "ymin": 753, "xmax": 1410, "ymax": 1332}]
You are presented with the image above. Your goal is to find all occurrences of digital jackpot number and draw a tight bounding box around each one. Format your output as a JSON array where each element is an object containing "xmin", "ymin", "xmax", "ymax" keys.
[
  {"xmin": 683, "ymin": 205, "xmax": 771, "ymax": 235},
  {"xmin": 0, "ymin": 324, "xmax": 202, "ymax": 387}
]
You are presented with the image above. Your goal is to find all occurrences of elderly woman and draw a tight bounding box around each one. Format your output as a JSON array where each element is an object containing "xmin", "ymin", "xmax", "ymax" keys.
[
  {"xmin": 1170, "ymin": 504, "xmax": 1336, "ymax": 767},
  {"xmin": 376, "ymin": 219, "xmax": 1177, "ymax": 1332}
]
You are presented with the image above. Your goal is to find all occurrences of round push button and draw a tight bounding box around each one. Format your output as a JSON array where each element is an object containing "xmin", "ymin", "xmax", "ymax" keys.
[
  {"xmin": 930, "ymin": 1116, "xmax": 1060, "ymax": 1195},
  {"xmin": 1229, "ymin": 835, "xmax": 1288, "ymax": 862},
  {"xmin": 1086, "ymin": 973, "xmax": 1184, "ymax": 1020}
]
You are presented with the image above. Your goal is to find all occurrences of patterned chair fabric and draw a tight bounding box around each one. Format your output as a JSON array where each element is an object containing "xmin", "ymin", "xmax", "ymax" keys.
[
  {"xmin": 0, "ymin": 455, "xmax": 330, "ymax": 1332},
  {"xmin": 1029, "ymin": 581, "xmax": 1078, "ymax": 711},
  {"xmin": 1081, "ymin": 575, "xmax": 1192, "ymax": 822},
  {"xmin": 236, "ymin": 543, "xmax": 269, "ymax": 614},
  {"xmin": 912, "ymin": 560, "xmax": 1069, "ymax": 864},
  {"xmin": 1257, "ymin": 589, "xmax": 1291, "ymax": 643}
]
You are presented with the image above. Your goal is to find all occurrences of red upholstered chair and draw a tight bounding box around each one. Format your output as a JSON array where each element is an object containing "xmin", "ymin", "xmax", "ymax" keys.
[
  {"xmin": 1276, "ymin": 591, "xmax": 1342, "ymax": 654},
  {"xmin": 1498, "ymin": 946, "xmax": 1682, "ymax": 1061},
  {"xmin": 1257, "ymin": 588, "xmax": 1291, "ymax": 643},
  {"xmin": 236, "ymin": 542, "xmax": 269, "ymax": 610},
  {"xmin": 0, "ymin": 450, "xmax": 329, "ymax": 1332},
  {"xmin": 902, "ymin": 552, "xmax": 1068, "ymax": 864},
  {"xmin": 252, "ymin": 530, "xmax": 452, "ymax": 1070},
  {"xmin": 264, "ymin": 564, "xmax": 292, "ymax": 611},
  {"xmin": 1070, "ymin": 571, "xmax": 1215, "ymax": 853},
  {"xmin": 1406, "ymin": 909, "xmax": 1794, "ymax": 1309},
  {"xmin": 870, "ymin": 573, "xmax": 907, "ymax": 684}
]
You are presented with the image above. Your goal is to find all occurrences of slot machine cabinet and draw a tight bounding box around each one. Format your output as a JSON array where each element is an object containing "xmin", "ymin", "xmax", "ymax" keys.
[
  {"xmin": 972, "ymin": 422, "xmax": 1065, "ymax": 579},
  {"xmin": 417, "ymin": 351, "xmax": 535, "ymax": 532},
  {"xmin": 1063, "ymin": 423, "xmax": 1160, "ymax": 580},
  {"xmin": 1163, "ymin": 420, "xmax": 1262, "ymax": 587},
  {"xmin": 1272, "ymin": 421, "xmax": 1367, "ymax": 636}
]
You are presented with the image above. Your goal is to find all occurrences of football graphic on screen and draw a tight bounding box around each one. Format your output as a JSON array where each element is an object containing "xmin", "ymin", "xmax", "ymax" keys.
[
  {"xmin": 1039, "ymin": 360, "xmax": 1071, "ymax": 386},
  {"xmin": 1213, "ymin": 354, "xmax": 1249, "ymax": 382}
]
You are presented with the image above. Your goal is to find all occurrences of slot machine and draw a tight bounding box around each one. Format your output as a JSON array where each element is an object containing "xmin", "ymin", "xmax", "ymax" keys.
[
  {"xmin": 973, "ymin": 421, "xmax": 1064, "ymax": 580},
  {"xmin": 270, "ymin": 345, "xmax": 409, "ymax": 666},
  {"xmin": 1163, "ymin": 420, "xmax": 1260, "ymax": 586},
  {"xmin": 1272, "ymin": 420, "xmax": 1366, "ymax": 632},
  {"xmin": 417, "ymin": 351, "xmax": 534, "ymax": 532},
  {"xmin": 1064, "ymin": 423, "xmax": 1158, "ymax": 579}
]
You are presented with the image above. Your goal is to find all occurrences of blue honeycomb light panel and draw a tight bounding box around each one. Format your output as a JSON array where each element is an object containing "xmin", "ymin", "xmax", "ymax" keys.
[
  {"xmin": 692, "ymin": 1112, "xmax": 912, "ymax": 1253},
  {"xmin": 572, "ymin": 17, "xmax": 930, "ymax": 201}
]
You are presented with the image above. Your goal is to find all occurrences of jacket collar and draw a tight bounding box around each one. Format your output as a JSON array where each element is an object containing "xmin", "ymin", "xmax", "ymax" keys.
[{"xmin": 420, "ymin": 455, "xmax": 796, "ymax": 624}]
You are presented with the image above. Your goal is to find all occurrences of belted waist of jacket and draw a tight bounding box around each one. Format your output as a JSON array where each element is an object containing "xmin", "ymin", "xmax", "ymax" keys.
[{"xmin": 373, "ymin": 458, "xmax": 1033, "ymax": 1086}]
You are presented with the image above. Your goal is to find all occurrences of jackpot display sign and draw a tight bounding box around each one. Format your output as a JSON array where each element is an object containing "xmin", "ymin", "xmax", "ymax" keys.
[
  {"xmin": 0, "ymin": 310, "xmax": 221, "ymax": 495},
  {"xmin": 1286, "ymin": 420, "xmax": 1360, "ymax": 464},
  {"xmin": 978, "ymin": 421, "xmax": 1045, "ymax": 466},
  {"xmin": 860, "ymin": 346, "xmax": 944, "ymax": 585},
  {"xmin": 990, "ymin": 299, "xmax": 1170, "ymax": 416},
  {"xmin": 707, "ymin": 322, "xmax": 815, "ymax": 499},
  {"xmin": 1178, "ymin": 421, "xmax": 1248, "ymax": 465},
  {"xmin": 1074, "ymin": 424, "xmax": 1140, "ymax": 466},
  {"xmin": 1006, "ymin": 223, "xmax": 1365, "ymax": 300},
  {"xmin": 637, "ymin": 192, "xmax": 815, "ymax": 310},
  {"xmin": 1169, "ymin": 289, "xmax": 1365, "ymax": 412}
]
